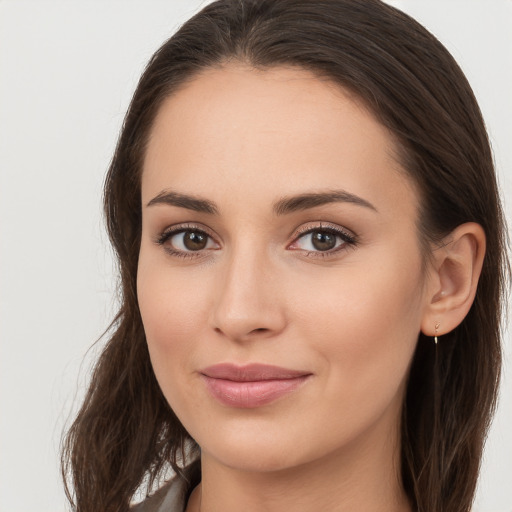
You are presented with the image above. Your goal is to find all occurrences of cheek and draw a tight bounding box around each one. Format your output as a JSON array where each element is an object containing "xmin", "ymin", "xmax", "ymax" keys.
[
  {"xmin": 137, "ymin": 265, "xmax": 214, "ymax": 424},
  {"xmin": 294, "ymin": 254, "xmax": 424, "ymax": 401},
  {"xmin": 136, "ymin": 254, "xmax": 209, "ymax": 384},
  {"xmin": 138, "ymin": 275, "xmax": 196, "ymax": 343}
]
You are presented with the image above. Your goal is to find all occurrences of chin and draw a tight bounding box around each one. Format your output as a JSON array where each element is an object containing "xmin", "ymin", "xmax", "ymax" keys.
[
  {"xmin": 189, "ymin": 415, "xmax": 344, "ymax": 476},
  {"xmin": 202, "ymin": 440, "xmax": 303, "ymax": 474}
]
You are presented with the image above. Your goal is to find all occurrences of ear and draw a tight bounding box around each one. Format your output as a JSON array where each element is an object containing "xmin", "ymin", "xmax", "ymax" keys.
[{"xmin": 421, "ymin": 222, "xmax": 486, "ymax": 338}]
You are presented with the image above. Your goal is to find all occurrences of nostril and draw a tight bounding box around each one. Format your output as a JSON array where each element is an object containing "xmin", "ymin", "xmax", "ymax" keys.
[
  {"xmin": 250, "ymin": 328, "xmax": 269, "ymax": 334},
  {"xmin": 213, "ymin": 326, "xmax": 270, "ymax": 338}
]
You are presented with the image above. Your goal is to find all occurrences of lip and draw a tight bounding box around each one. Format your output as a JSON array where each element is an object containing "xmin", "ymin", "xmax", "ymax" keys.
[{"xmin": 200, "ymin": 363, "xmax": 312, "ymax": 408}]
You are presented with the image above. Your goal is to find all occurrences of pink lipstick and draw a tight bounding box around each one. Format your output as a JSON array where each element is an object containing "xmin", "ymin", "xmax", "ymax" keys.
[{"xmin": 200, "ymin": 363, "xmax": 311, "ymax": 408}]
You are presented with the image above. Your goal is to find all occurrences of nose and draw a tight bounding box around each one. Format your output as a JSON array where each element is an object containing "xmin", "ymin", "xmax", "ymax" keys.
[{"xmin": 209, "ymin": 245, "xmax": 287, "ymax": 342}]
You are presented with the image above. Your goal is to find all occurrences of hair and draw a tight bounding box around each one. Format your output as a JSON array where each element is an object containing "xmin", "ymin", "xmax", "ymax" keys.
[{"xmin": 61, "ymin": 1, "xmax": 508, "ymax": 511}]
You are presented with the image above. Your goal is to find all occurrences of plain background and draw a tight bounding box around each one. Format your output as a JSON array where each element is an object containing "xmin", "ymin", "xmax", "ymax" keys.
[{"xmin": 0, "ymin": 1, "xmax": 511, "ymax": 511}]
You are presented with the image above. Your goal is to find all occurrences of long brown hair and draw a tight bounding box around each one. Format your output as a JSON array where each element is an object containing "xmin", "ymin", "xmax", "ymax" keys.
[{"xmin": 61, "ymin": 1, "xmax": 508, "ymax": 511}]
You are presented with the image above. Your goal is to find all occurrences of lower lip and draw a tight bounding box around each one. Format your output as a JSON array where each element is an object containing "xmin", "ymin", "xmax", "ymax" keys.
[{"xmin": 202, "ymin": 375, "xmax": 310, "ymax": 408}]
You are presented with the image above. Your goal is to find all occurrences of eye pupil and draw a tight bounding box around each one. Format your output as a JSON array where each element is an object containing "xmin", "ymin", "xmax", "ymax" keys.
[
  {"xmin": 184, "ymin": 231, "xmax": 207, "ymax": 250},
  {"xmin": 312, "ymin": 231, "xmax": 337, "ymax": 251}
]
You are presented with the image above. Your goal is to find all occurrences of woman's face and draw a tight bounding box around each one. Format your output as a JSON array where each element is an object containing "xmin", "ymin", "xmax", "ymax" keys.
[{"xmin": 138, "ymin": 65, "xmax": 433, "ymax": 473}]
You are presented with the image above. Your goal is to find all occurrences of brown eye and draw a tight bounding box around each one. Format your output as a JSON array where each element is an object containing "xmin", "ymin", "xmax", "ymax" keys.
[
  {"xmin": 182, "ymin": 230, "xmax": 208, "ymax": 250},
  {"xmin": 289, "ymin": 225, "xmax": 357, "ymax": 256},
  {"xmin": 159, "ymin": 227, "xmax": 218, "ymax": 255},
  {"xmin": 311, "ymin": 231, "xmax": 337, "ymax": 251}
]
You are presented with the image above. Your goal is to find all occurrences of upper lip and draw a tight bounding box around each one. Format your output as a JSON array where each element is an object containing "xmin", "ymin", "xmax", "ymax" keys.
[{"xmin": 200, "ymin": 363, "xmax": 311, "ymax": 382}]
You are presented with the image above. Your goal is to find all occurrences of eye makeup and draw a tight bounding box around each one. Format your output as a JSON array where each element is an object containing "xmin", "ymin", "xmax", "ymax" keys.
[
  {"xmin": 288, "ymin": 222, "xmax": 358, "ymax": 259},
  {"xmin": 154, "ymin": 221, "xmax": 358, "ymax": 261},
  {"xmin": 155, "ymin": 222, "xmax": 219, "ymax": 260}
]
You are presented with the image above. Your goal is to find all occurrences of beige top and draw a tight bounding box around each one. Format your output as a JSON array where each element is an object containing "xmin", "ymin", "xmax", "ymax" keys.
[
  {"xmin": 131, "ymin": 462, "xmax": 200, "ymax": 512},
  {"xmin": 131, "ymin": 477, "xmax": 189, "ymax": 512}
]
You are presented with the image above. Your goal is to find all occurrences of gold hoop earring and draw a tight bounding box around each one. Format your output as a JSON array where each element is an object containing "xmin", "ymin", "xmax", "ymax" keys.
[{"xmin": 434, "ymin": 322, "xmax": 440, "ymax": 344}]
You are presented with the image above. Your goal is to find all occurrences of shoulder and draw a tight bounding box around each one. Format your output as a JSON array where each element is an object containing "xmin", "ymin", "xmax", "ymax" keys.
[
  {"xmin": 131, "ymin": 478, "xmax": 186, "ymax": 512},
  {"xmin": 131, "ymin": 462, "xmax": 201, "ymax": 512}
]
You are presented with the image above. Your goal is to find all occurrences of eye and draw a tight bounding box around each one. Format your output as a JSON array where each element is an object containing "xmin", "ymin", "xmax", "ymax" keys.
[
  {"xmin": 289, "ymin": 224, "xmax": 357, "ymax": 256},
  {"xmin": 171, "ymin": 230, "xmax": 215, "ymax": 251},
  {"xmin": 156, "ymin": 224, "xmax": 219, "ymax": 258}
]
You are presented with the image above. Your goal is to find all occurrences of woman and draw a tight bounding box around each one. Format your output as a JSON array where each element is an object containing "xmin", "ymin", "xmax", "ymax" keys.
[{"xmin": 61, "ymin": 1, "xmax": 508, "ymax": 511}]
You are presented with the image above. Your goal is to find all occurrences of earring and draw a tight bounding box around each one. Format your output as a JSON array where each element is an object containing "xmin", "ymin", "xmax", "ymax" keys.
[{"xmin": 434, "ymin": 322, "xmax": 440, "ymax": 344}]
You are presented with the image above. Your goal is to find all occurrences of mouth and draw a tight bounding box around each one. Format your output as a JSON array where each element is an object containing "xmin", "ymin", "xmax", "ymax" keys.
[{"xmin": 200, "ymin": 363, "xmax": 312, "ymax": 408}]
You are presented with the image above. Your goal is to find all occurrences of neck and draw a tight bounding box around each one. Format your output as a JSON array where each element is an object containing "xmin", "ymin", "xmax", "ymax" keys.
[{"xmin": 186, "ymin": 417, "xmax": 411, "ymax": 512}]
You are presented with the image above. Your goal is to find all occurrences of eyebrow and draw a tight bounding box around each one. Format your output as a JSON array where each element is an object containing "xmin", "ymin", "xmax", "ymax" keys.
[
  {"xmin": 147, "ymin": 190, "xmax": 218, "ymax": 214},
  {"xmin": 146, "ymin": 189, "xmax": 377, "ymax": 215},
  {"xmin": 273, "ymin": 190, "xmax": 377, "ymax": 215}
]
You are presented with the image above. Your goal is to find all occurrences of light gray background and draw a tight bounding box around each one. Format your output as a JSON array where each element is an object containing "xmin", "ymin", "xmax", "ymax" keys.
[{"xmin": 0, "ymin": 1, "xmax": 510, "ymax": 511}]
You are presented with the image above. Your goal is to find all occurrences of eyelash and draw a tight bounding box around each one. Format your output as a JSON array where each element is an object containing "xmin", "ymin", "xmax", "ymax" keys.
[
  {"xmin": 291, "ymin": 223, "xmax": 357, "ymax": 259},
  {"xmin": 155, "ymin": 223, "xmax": 216, "ymax": 260},
  {"xmin": 155, "ymin": 222, "xmax": 358, "ymax": 260}
]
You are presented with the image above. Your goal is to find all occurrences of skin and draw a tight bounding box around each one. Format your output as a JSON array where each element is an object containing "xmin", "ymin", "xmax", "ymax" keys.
[{"xmin": 137, "ymin": 64, "xmax": 484, "ymax": 512}]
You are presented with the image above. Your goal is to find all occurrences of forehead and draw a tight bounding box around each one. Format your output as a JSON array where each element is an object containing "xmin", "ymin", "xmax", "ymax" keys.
[{"xmin": 142, "ymin": 64, "xmax": 418, "ymax": 220}]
